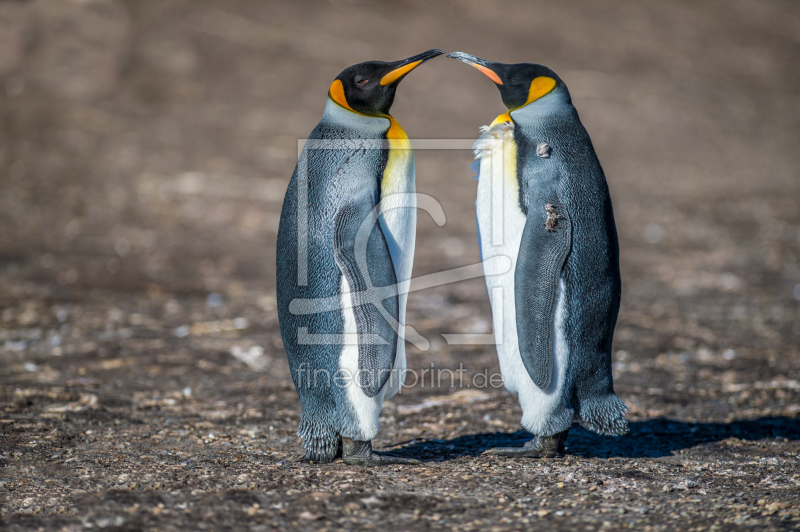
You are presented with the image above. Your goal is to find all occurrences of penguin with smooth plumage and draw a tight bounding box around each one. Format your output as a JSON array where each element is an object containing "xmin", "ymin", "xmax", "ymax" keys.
[
  {"xmin": 277, "ymin": 50, "xmax": 443, "ymax": 465},
  {"xmin": 447, "ymin": 52, "xmax": 628, "ymax": 457}
]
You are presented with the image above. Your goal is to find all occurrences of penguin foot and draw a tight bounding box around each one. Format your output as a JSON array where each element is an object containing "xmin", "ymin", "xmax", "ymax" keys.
[
  {"xmin": 298, "ymin": 439, "xmax": 342, "ymax": 464},
  {"xmin": 341, "ymin": 438, "xmax": 420, "ymax": 466},
  {"xmin": 485, "ymin": 430, "xmax": 569, "ymax": 458}
]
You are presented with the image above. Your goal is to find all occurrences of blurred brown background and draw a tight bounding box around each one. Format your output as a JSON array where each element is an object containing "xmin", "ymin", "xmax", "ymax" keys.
[{"xmin": 1, "ymin": 0, "xmax": 799, "ymax": 529}]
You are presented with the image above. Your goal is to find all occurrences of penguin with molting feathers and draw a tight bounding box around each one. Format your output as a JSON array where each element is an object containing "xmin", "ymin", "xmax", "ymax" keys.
[
  {"xmin": 277, "ymin": 49, "xmax": 444, "ymax": 465},
  {"xmin": 447, "ymin": 52, "xmax": 628, "ymax": 457}
]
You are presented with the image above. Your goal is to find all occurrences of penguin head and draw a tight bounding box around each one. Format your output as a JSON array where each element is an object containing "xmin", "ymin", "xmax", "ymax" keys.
[
  {"xmin": 329, "ymin": 49, "xmax": 444, "ymax": 117},
  {"xmin": 447, "ymin": 52, "xmax": 569, "ymax": 111}
]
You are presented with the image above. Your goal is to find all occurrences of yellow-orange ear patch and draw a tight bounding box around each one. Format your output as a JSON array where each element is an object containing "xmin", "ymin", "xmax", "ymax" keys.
[
  {"xmin": 380, "ymin": 60, "xmax": 422, "ymax": 86},
  {"xmin": 525, "ymin": 76, "xmax": 556, "ymax": 105},
  {"xmin": 329, "ymin": 79, "xmax": 357, "ymax": 113}
]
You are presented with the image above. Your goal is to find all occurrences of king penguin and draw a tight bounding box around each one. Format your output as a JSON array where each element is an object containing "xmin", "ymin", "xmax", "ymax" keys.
[
  {"xmin": 277, "ymin": 49, "xmax": 444, "ymax": 465},
  {"xmin": 447, "ymin": 52, "xmax": 628, "ymax": 457}
]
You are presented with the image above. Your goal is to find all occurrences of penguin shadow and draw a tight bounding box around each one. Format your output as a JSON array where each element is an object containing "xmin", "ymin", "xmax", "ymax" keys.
[{"xmin": 383, "ymin": 416, "xmax": 800, "ymax": 461}]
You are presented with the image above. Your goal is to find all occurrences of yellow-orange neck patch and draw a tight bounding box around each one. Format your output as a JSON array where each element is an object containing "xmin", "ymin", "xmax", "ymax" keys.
[
  {"xmin": 490, "ymin": 111, "xmax": 512, "ymax": 127},
  {"xmin": 382, "ymin": 116, "xmax": 412, "ymax": 195},
  {"xmin": 386, "ymin": 116, "xmax": 408, "ymax": 141}
]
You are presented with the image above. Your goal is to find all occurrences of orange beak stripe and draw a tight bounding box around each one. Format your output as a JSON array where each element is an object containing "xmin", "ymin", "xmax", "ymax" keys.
[
  {"xmin": 380, "ymin": 60, "xmax": 423, "ymax": 86},
  {"xmin": 470, "ymin": 63, "xmax": 503, "ymax": 85}
]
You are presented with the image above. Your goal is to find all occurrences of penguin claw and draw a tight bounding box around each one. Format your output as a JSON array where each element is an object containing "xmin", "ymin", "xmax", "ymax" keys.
[
  {"xmin": 342, "ymin": 453, "xmax": 420, "ymax": 467},
  {"xmin": 341, "ymin": 438, "xmax": 420, "ymax": 467},
  {"xmin": 484, "ymin": 430, "xmax": 569, "ymax": 459},
  {"xmin": 484, "ymin": 446, "xmax": 559, "ymax": 459}
]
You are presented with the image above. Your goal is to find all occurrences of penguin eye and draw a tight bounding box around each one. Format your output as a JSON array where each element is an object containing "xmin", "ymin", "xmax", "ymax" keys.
[{"xmin": 356, "ymin": 79, "xmax": 369, "ymax": 86}]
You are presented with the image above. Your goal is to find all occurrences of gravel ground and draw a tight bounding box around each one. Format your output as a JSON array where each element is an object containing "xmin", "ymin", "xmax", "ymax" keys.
[{"xmin": 1, "ymin": 0, "xmax": 799, "ymax": 530}]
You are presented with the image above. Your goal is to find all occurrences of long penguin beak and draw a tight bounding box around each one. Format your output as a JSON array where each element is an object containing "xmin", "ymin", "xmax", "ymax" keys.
[
  {"xmin": 446, "ymin": 52, "xmax": 503, "ymax": 85},
  {"xmin": 380, "ymin": 49, "xmax": 445, "ymax": 86}
]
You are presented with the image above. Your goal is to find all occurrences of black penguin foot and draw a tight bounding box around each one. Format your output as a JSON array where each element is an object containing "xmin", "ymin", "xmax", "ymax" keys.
[
  {"xmin": 341, "ymin": 438, "xmax": 420, "ymax": 466},
  {"xmin": 485, "ymin": 430, "xmax": 569, "ymax": 458}
]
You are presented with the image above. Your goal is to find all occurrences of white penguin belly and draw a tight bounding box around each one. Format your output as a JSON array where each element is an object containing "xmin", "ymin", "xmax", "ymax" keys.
[
  {"xmin": 377, "ymin": 129, "xmax": 416, "ymax": 399},
  {"xmin": 378, "ymin": 198, "xmax": 414, "ymax": 400},
  {"xmin": 474, "ymin": 127, "xmax": 569, "ymax": 436},
  {"xmin": 339, "ymin": 275, "xmax": 385, "ymax": 440}
]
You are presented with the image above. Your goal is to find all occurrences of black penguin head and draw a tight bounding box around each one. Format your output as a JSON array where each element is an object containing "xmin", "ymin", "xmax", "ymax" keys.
[
  {"xmin": 447, "ymin": 52, "xmax": 568, "ymax": 111},
  {"xmin": 329, "ymin": 49, "xmax": 444, "ymax": 117}
]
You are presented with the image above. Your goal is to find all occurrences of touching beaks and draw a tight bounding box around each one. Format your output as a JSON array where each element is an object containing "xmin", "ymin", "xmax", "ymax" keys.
[
  {"xmin": 446, "ymin": 52, "xmax": 503, "ymax": 85},
  {"xmin": 380, "ymin": 49, "xmax": 445, "ymax": 86}
]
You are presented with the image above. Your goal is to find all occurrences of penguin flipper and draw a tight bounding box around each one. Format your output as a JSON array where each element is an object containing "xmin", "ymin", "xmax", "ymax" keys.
[
  {"xmin": 515, "ymin": 165, "xmax": 571, "ymax": 390},
  {"xmin": 333, "ymin": 206, "xmax": 399, "ymax": 398}
]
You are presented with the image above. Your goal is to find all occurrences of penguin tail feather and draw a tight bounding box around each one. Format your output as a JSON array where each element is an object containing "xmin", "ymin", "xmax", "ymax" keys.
[
  {"xmin": 297, "ymin": 422, "xmax": 340, "ymax": 463},
  {"xmin": 577, "ymin": 394, "xmax": 629, "ymax": 436}
]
